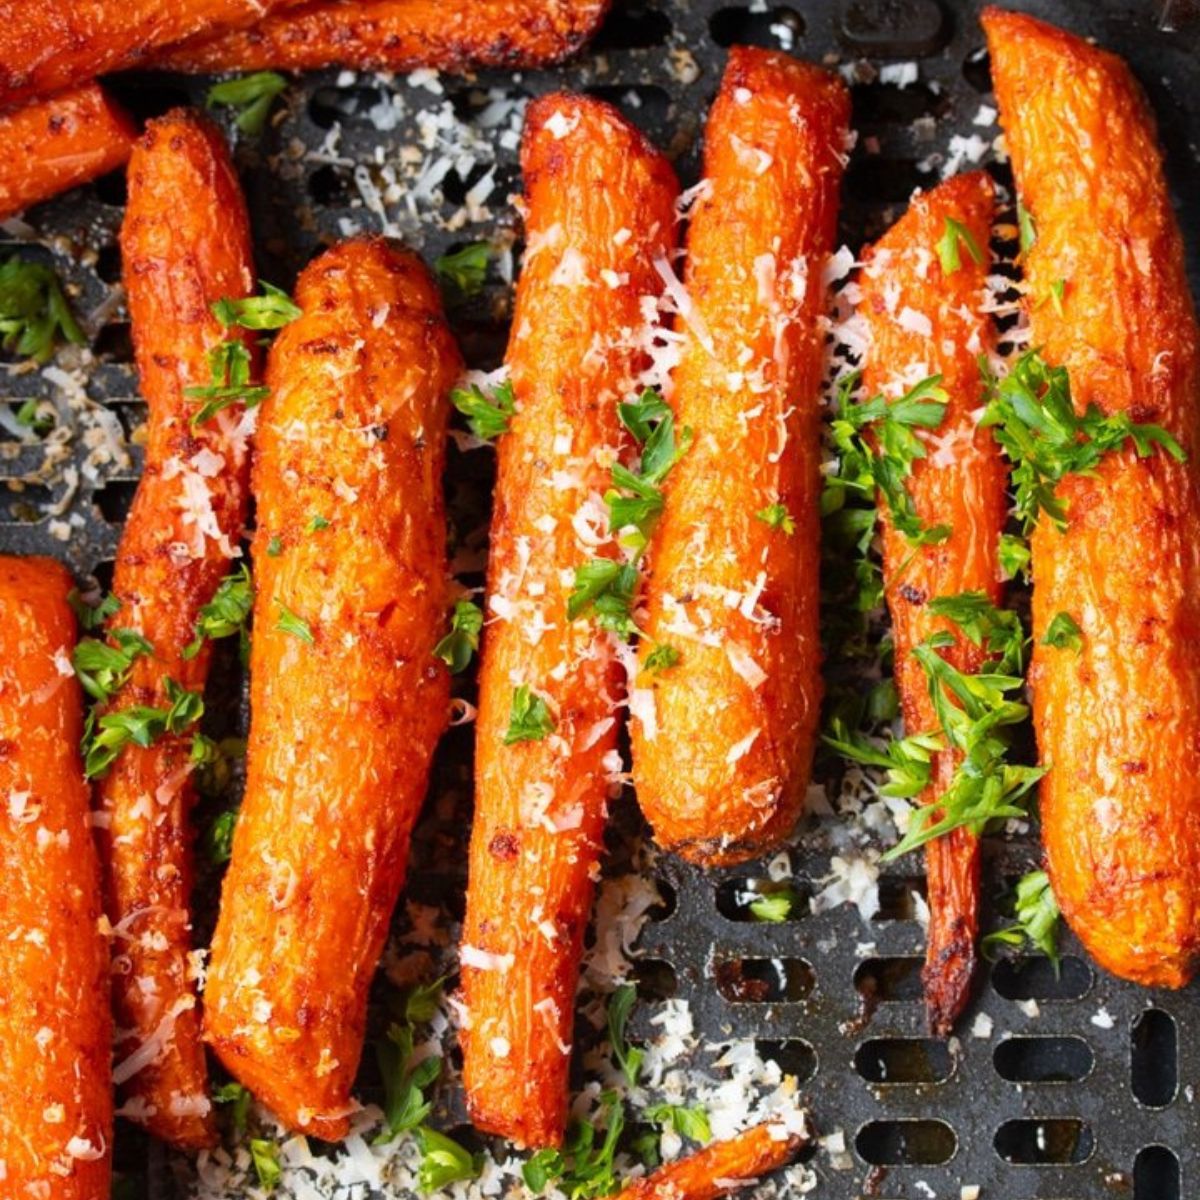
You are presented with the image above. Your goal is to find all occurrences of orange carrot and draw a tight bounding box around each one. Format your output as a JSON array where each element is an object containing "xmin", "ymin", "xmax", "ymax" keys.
[
  {"xmin": 984, "ymin": 7, "xmax": 1200, "ymax": 986},
  {"xmin": 96, "ymin": 110, "xmax": 258, "ymax": 1149},
  {"xmin": 0, "ymin": 556, "xmax": 112, "ymax": 1198},
  {"xmin": 0, "ymin": 83, "xmax": 134, "ymax": 222},
  {"xmin": 203, "ymin": 237, "xmax": 461, "ymax": 1138},
  {"xmin": 459, "ymin": 93, "xmax": 679, "ymax": 1149},
  {"xmin": 631, "ymin": 46, "xmax": 849, "ymax": 865},
  {"xmin": 858, "ymin": 171, "xmax": 1005, "ymax": 1033},
  {"xmin": 153, "ymin": 0, "xmax": 609, "ymax": 74}
]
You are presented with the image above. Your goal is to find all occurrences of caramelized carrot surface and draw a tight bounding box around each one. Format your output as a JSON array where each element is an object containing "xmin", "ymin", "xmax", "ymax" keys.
[
  {"xmin": 98, "ymin": 110, "xmax": 257, "ymax": 1149},
  {"xmin": 612, "ymin": 1120, "xmax": 807, "ymax": 1200},
  {"xmin": 153, "ymin": 0, "xmax": 609, "ymax": 73},
  {"xmin": 0, "ymin": 0, "xmax": 303, "ymax": 110},
  {"xmin": 203, "ymin": 237, "xmax": 460, "ymax": 1138},
  {"xmin": 859, "ymin": 171, "xmax": 1004, "ymax": 1033},
  {"xmin": 985, "ymin": 7, "xmax": 1200, "ymax": 985},
  {"xmin": 0, "ymin": 556, "xmax": 112, "ymax": 1199},
  {"xmin": 631, "ymin": 46, "xmax": 849, "ymax": 865},
  {"xmin": 0, "ymin": 83, "xmax": 134, "ymax": 222},
  {"xmin": 460, "ymin": 94, "xmax": 679, "ymax": 1149}
]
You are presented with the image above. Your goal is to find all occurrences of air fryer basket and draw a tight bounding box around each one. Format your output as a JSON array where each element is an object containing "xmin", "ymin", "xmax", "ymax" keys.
[{"xmin": 3, "ymin": 2, "xmax": 1200, "ymax": 1197}]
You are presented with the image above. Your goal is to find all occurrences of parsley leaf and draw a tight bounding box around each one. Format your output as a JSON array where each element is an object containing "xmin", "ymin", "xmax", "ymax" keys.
[
  {"xmin": 435, "ymin": 243, "xmax": 492, "ymax": 297},
  {"xmin": 206, "ymin": 72, "xmax": 288, "ymax": 136},
  {"xmin": 212, "ymin": 281, "xmax": 301, "ymax": 330},
  {"xmin": 523, "ymin": 1092, "xmax": 624, "ymax": 1200},
  {"xmin": 997, "ymin": 532, "xmax": 1031, "ymax": 582},
  {"xmin": 981, "ymin": 349, "xmax": 1186, "ymax": 533},
  {"xmin": 617, "ymin": 388, "xmax": 673, "ymax": 443},
  {"xmin": 184, "ymin": 339, "xmax": 268, "ymax": 425},
  {"xmin": 749, "ymin": 888, "xmax": 803, "ymax": 923},
  {"xmin": 398, "ymin": 977, "xmax": 446, "ymax": 1026},
  {"xmin": 305, "ymin": 514, "xmax": 330, "ymax": 534},
  {"xmin": 416, "ymin": 1127, "xmax": 481, "ymax": 1193},
  {"xmin": 274, "ymin": 601, "xmax": 313, "ymax": 644},
  {"xmin": 212, "ymin": 1080, "xmax": 251, "ymax": 1136},
  {"xmin": 248, "ymin": 1138, "xmax": 281, "ymax": 1191},
  {"xmin": 433, "ymin": 599, "xmax": 483, "ymax": 673},
  {"xmin": 927, "ymin": 591, "xmax": 1026, "ymax": 675},
  {"xmin": 567, "ymin": 559, "xmax": 638, "ymax": 634},
  {"xmin": 982, "ymin": 869, "xmax": 1061, "ymax": 968},
  {"xmin": 83, "ymin": 678, "xmax": 206, "ymax": 780},
  {"xmin": 1016, "ymin": 198, "xmax": 1037, "ymax": 255},
  {"xmin": 643, "ymin": 643, "xmax": 681, "ymax": 674},
  {"xmin": 823, "ymin": 717, "xmax": 940, "ymax": 799},
  {"xmin": 72, "ymin": 628, "xmax": 153, "ymax": 704},
  {"xmin": 203, "ymin": 808, "xmax": 239, "ymax": 865},
  {"xmin": 1048, "ymin": 277, "xmax": 1066, "ymax": 316},
  {"xmin": 643, "ymin": 1103, "xmax": 711, "ymax": 1145},
  {"xmin": 504, "ymin": 684, "xmax": 555, "ymax": 745},
  {"xmin": 936, "ymin": 216, "xmax": 984, "ymax": 275},
  {"xmin": 183, "ymin": 564, "xmax": 253, "ymax": 663},
  {"xmin": 266, "ymin": 535, "xmax": 283, "ymax": 557},
  {"xmin": 1042, "ymin": 610, "xmax": 1082, "ymax": 653},
  {"xmin": 373, "ymin": 1023, "xmax": 441, "ymax": 1145},
  {"xmin": 756, "ymin": 502, "xmax": 795, "ymax": 534},
  {"xmin": 606, "ymin": 983, "xmax": 643, "ymax": 1087},
  {"xmin": 0, "ymin": 255, "xmax": 85, "ymax": 363},
  {"xmin": 15, "ymin": 397, "xmax": 54, "ymax": 436},
  {"xmin": 68, "ymin": 589, "xmax": 120, "ymax": 632},
  {"xmin": 452, "ymin": 379, "xmax": 516, "ymax": 441}
]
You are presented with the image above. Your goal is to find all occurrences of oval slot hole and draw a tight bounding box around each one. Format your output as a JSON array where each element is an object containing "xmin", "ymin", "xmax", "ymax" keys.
[
  {"xmin": 994, "ymin": 1118, "xmax": 1093, "ymax": 1165},
  {"xmin": 993, "ymin": 1036, "xmax": 1093, "ymax": 1084},
  {"xmin": 854, "ymin": 956, "xmax": 923, "ymax": 1003},
  {"xmin": 1132, "ymin": 1008, "xmax": 1178, "ymax": 1108},
  {"xmin": 873, "ymin": 876, "xmax": 927, "ymax": 922},
  {"xmin": 709, "ymin": 6, "xmax": 805, "ymax": 49},
  {"xmin": 756, "ymin": 1039, "xmax": 817, "ymax": 1083},
  {"xmin": 1135, "ymin": 1145, "xmax": 1181, "ymax": 1200},
  {"xmin": 855, "ymin": 1038, "xmax": 951, "ymax": 1084},
  {"xmin": 630, "ymin": 958, "xmax": 677, "ymax": 1001},
  {"xmin": 991, "ymin": 955, "xmax": 1092, "ymax": 1001},
  {"xmin": 714, "ymin": 957, "xmax": 814, "ymax": 1003},
  {"xmin": 856, "ymin": 1119, "xmax": 955, "ymax": 1166},
  {"xmin": 593, "ymin": 5, "xmax": 673, "ymax": 51},
  {"xmin": 715, "ymin": 878, "xmax": 809, "ymax": 923}
]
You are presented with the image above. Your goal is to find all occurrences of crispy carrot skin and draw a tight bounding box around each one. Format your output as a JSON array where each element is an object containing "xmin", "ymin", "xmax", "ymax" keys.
[
  {"xmin": 153, "ymin": 0, "xmax": 610, "ymax": 73},
  {"xmin": 0, "ymin": 557, "xmax": 112, "ymax": 1199},
  {"xmin": 203, "ymin": 237, "xmax": 460, "ymax": 1139},
  {"xmin": 98, "ymin": 110, "xmax": 258, "ymax": 1150},
  {"xmin": 460, "ymin": 95, "xmax": 679, "ymax": 1149},
  {"xmin": 612, "ymin": 1121, "xmax": 806, "ymax": 1200},
  {"xmin": 0, "ymin": 0, "xmax": 304, "ymax": 111},
  {"xmin": 985, "ymin": 8, "xmax": 1200, "ymax": 986},
  {"xmin": 0, "ymin": 83, "xmax": 135, "ymax": 222},
  {"xmin": 631, "ymin": 47, "xmax": 849, "ymax": 865},
  {"xmin": 859, "ymin": 172, "xmax": 1004, "ymax": 1034}
]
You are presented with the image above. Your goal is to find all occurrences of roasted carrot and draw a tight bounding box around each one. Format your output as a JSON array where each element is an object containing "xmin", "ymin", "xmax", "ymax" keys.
[
  {"xmin": 0, "ymin": 83, "xmax": 135, "ymax": 222},
  {"xmin": 153, "ymin": 0, "xmax": 609, "ymax": 74},
  {"xmin": 96, "ymin": 110, "xmax": 258, "ymax": 1149},
  {"xmin": 0, "ymin": 556, "xmax": 112, "ymax": 1199},
  {"xmin": 630, "ymin": 47, "xmax": 849, "ymax": 865},
  {"xmin": 858, "ymin": 171, "xmax": 1005, "ymax": 1033},
  {"xmin": 0, "ymin": 0, "xmax": 304, "ymax": 111},
  {"xmin": 459, "ymin": 94, "xmax": 679, "ymax": 1149},
  {"xmin": 984, "ymin": 7, "xmax": 1200, "ymax": 986},
  {"xmin": 202, "ymin": 237, "xmax": 461, "ymax": 1138},
  {"xmin": 612, "ymin": 1120, "xmax": 808, "ymax": 1200}
]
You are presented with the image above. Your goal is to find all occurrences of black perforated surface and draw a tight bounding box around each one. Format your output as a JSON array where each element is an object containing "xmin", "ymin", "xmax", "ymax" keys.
[{"xmin": 4, "ymin": 2, "xmax": 1200, "ymax": 1198}]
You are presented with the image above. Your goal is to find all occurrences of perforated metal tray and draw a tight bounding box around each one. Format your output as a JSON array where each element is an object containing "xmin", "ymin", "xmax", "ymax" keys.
[{"xmin": 4, "ymin": 2, "xmax": 1200, "ymax": 1198}]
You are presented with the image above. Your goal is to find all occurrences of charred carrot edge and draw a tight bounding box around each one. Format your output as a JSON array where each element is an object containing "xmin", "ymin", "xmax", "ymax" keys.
[
  {"xmin": 459, "ymin": 94, "xmax": 679, "ymax": 1150},
  {"xmin": 98, "ymin": 110, "xmax": 258, "ymax": 1149},
  {"xmin": 0, "ymin": 0, "xmax": 305, "ymax": 111},
  {"xmin": 152, "ymin": 0, "xmax": 610, "ymax": 74},
  {"xmin": 984, "ymin": 7, "xmax": 1200, "ymax": 986},
  {"xmin": 0, "ymin": 556, "xmax": 112, "ymax": 1199},
  {"xmin": 858, "ymin": 171, "xmax": 1005, "ymax": 1034},
  {"xmin": 202, "ymin": 237, "xmax": 461, "ymax": 1139},
  {"xmin": 612, "ymin": 1120, "xmax": 808, "ymax": 1200},
  {"xmin": 630, "ymin": 46, "xmax": 849, "ymax": 866},
  {"xmin": 0, "ymin": 83, "xmax": 135, "ymax": 221}
]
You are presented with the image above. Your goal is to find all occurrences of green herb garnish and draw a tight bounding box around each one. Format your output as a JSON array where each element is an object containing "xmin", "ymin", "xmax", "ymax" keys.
[
  {"xmin": 523, "ymin": 1092, "xmax": 624, "ymax": 1199},
  {"xmin": 433, "ymin": 599, "xmax": 483, "ymax": 674},
  {"xmin": 451, "ymin": 379, "xmax": 516, "ymax": 441},
  {"xmin": 504, "ymin": 684, "xmax": 555, "ymax": 745},
  {"xmin": 274, "ymin": 601, "xmax": 313, "ymax": 644},
  {"xmin": 184, "ymin": 340, "xmax": 268, "ymax": 425},
  {"xmin": 756, "ymin": 502, "xmax": 795, "ymax": 534},
  {"xmin": 606, "ymin": 983, "xmax": 643, "ymax": 1087},
  {"xmin": 0, "ymin": 255, "xmax": 85, "ymax": 363},
  {"xmin": 212, "ymin": 281, "xmax": 301, "ymax": 330},
  {"xmin": 1042, "ymin": 611, "xmax": 1082, "ymax": 653},
  {"xmin": 206, "ymin": 72, "xmax": 288, "ymax": 136},
  {"xmin": 936, "ymin": 216, "xmax": 984, "ymax": 275},
  {"xmin": 183, "ymin": 564, "xmax": 253, "ymax": 663},
  {"xmin": 434, "ymin": 243, "xmax": 492, "ymax": 298},
  {"xmin": 982, "ymin": 869, "xmax": 1061, "ymax": 968}
]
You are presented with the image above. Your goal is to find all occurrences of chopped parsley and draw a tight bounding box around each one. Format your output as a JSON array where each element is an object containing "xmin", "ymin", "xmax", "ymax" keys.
[
  {"xmin": 417, "ymin": 1128, "xmax": 481, "ymax": 1193},
  {"xmin": 206, "ymin": 72, "xmax": 288, "ymax": 136},
  {"xmin": 567, "ymin": 559, "xmax": 638, "ymax": 635},
  {"xmin": 72, "ymin": 628, "xmax": 153, "ymax": 704},
  {"xmin": 824, "ymin": 718, "xmax": 939, "ymax": 799},
  {"xmin": 936, "ymin": 216, "xmax": 984, "ymax": 275},
  {"xmin": 274, "ymin": 601, "xmax": 313, "ymax": 644},
  {"xmin": 433, "ymin": 599, "xmax": 483, "ymax": 674},
  {"xmin": 981, "ymin": 349, "xmax": 1185, "ymax": 533},
  {"xmin": 266, "ymin": 535, "xmax": 283, "ymax": 557},
  {"xmin": 0, "ymin": 254, "xmax": 85, "ymax": 363},
  {"xmin": 606, "ymin": 983, "xmax": 643, "ymax": 1087},
  {"xmin": 373, "ymin": 1022, "xmax": 441, "ymax": 1145},
  {"xmin": 756, "ymin": 502, "xmax": 795, "ymax": 534},
  {"xmin": 926, "ymin": 591, "xmax": 1026, "ymax": 674},
  {"xmin": 982, "ymin": 869, "xmax": 1061, "ymax": 967},
  {"xmin": 1042, "ymin": 610, "xmax": 1083, "ymax": 653},
  {"xmin": 212, "ymin": 281, "xmax": 302, "ymax": 330},
  {"xmin": 83, "ymin": 678, "xmax": 206, "ymax": 780},
  {"xmin": 504, "ymin": 684, "xmax": 555, "ymax": 745},
  {"xmin": 68, "ymin": 589, "xmax": 120, "ymax": 632},
  {"xmin": 523, "ymin": 1091, "xmax": 624, "ymax": 1200},
  {"xmin": 1016, "ymin": 198, "xmax": 1037, "ymax": 255},
  {"xmin": 643, "ymin": 642, "xmax": 681, "ymax": 675},
  {"xmin": 434, "ymin": 243, "xmax": 492, "ymax": 297},
  {"xmin": 183, "ymin": 564, "xmax": 253, "ymax": 663},
  {"xmin": 15, "ymin": 397, "xmax": 54, "ymax": 436},
  {"xmin": 248, "ymin": 1138, "xmax": 282, "ymax": 1191},
  {"xmin": 452, "ymin": 378, "xmax": 516, "ymax": 441},
  {"xmin": 997, "ymin": 532, "xmax": 1031, "ymax": 582},
  {"xmin": 212, "ymin": 1081, "xmax": 251, "ymax": 1136},
  {"xmin": 184, "ymin": 339, "xmax": 268, "ymax": 425},
  {"xmin": 643, "ymin": 1103, "xmax": 711, "ymax": 1145},
  {"xmin": 203, "ymin": 808, "xmax": 239, "ymax": 865},
  {"xmin": 304, "ymin": 514, "xmax": 330, "ymax": 534}
]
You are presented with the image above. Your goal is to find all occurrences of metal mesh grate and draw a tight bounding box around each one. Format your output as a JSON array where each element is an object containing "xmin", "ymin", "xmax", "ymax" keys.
[{"xmin": 4, "ymin": 2, "xmax": 1200, "ymax": 1197}]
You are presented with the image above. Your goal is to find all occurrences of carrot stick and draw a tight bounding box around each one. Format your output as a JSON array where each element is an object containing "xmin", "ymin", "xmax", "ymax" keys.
[
  {"xmin": 96, "ymin": 110, "xmax": 258, "ymax": 1149},
  {"xmin": 202, "ymin": 237, "xmax": 461, "ymax": 1138},
  {"xmin": 0, "ymin": 83, "xmax": 135, "ymax": 222},
  {"xmin": 984, "ymin": 7, "xmax": 1200, "ymax": 985},
  {"xmin": 612, "ymin": 1120, "xmax": 808, "ymax": 1200},
  {"xmin": 630, "ymin": 46, "xmax": 849, "ymax": 865},
  {"xmin": 858, "ymin": 171, "xmax": 1005, "ymax": 1033},
  {"xmin": 0, "ymin": 0, "xmax": 305, "ymax": 111},
  {"xmin": 152, "ymin": 0, "xmax": 609, "ymax": 74},
  {"xmin": 459, "ymin": 94, "xmax": 679, "ymax": 1149},
  {"xmin": 0, "ymin": 556, "xmax": 112, "ymax": 1199}
]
